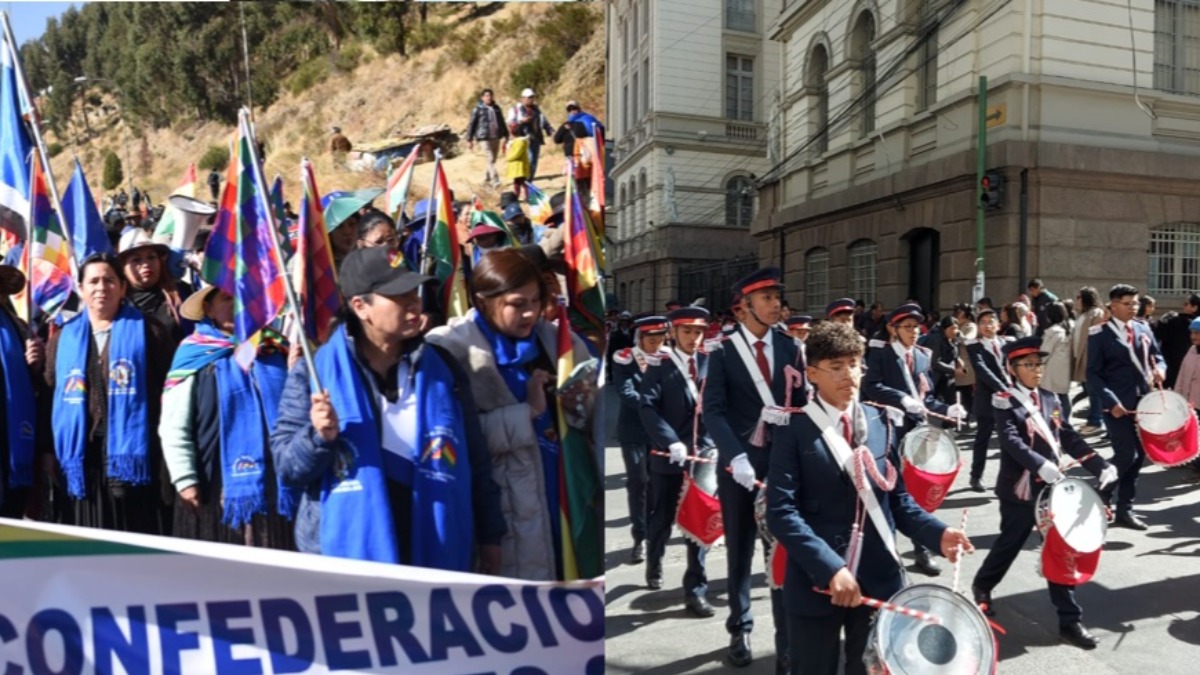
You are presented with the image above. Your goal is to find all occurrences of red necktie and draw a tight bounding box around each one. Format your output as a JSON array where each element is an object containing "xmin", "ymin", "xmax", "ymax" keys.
[
  {"xmin": 905, "ymin": 351, "xmax": 915, "ymax": 375},
  {"xmin": 1031, "ymin": 390, "xmax": 1040, "ymax": 412},
  {"xmin": 1127, "ymin": 323, "xmax": 1135, "ymax": 347},
  {"xmin": 755, "ymin": 340, "xmax": 772, "ymax": 386},
  {"xmin": 841, "ymin": 413, "xmax": 854, "ymax": 446},
  {"xmin": 688, "ymin": 356, "xmax": 697, "ymax": 382}
]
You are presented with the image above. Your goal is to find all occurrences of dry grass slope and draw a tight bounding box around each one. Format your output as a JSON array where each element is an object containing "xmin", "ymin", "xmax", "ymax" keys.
[{"xmin": 47, "ymin": 2, "xmax": 605, "ymax": 210}]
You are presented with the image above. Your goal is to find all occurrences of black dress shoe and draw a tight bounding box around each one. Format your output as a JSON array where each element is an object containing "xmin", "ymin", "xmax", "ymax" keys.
[
  {"xmin": 728, "ymin": 632, "xmax": 752, "ymax": 667},
  {"xmin": 685, "ymin": 595, "xmax": 715, "ymax": 618},
  {"xmin": 970, "ymin": 478, "xmax": 986, "ymax": 493},
  {"xmin": 1114, "ymin": 511, "xmax": 1149, "ymax": 531},
  {"xmin": 972, "ymin": 586, "xmax": 996, "ymax": 617},
  {"xmin": 1059, "ymin": 622, "xmax": 1100, "ymax": 650},
  {"xmin": 775, "ymin": 653, "xmax": 790, "ymax": 675},
  {"xmin": 646, "ymin": 569, "xmax": 663, "ymax": 590},
  {"xmin": 912, "ymin": 547, "xmax": 942, "ymax": 576},
  {"xmin": 630, "ymin": 539, "xmax": 646, "ymax": 563}
]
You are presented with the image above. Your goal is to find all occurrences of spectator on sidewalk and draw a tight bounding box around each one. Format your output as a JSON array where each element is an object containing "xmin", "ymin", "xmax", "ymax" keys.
[
  {"xmin": 466, "ymin": 89, "xmax": 509, "ymax": 187},
  {"xmin": 1072, "ymin": 286, "xmax": 1107, "ymax": 433},
  {"xmin": 1041, "ymin": 301, "xmax": 1074, "ymax": 417},
  {"xmin": 1027, "ymin": 278, "xmax": 1058, "ymax": 335},
  {"xmin": 1154, "ymin": 293, "xmax": 1200, "ymax": 387}
]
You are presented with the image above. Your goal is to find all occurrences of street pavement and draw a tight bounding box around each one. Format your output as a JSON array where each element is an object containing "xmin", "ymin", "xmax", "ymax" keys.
[{"xmin": 603, "ymin": 386, "xmax": 1200, "ymax": 674}]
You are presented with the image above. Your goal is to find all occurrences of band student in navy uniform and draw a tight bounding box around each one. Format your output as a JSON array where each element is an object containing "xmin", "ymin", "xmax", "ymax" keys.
[
  {"xmin": 862, "ymin": 303, "xmax": 967, "ymax": 577},
  {"xmin": 785, "ymin": 315, "xmax": 813, "ymax": 343},
  {"xmin": 639, "ymin": 306, "xmax": 715, "ymax": 617},
  {"xmin": 966, "ymin": 308, "xmax": 1015, "ymax": 493},
  {"xmin": 826, "ymin": 298, "xmax": 856, "ymax": 328},
  {"xmin": 767, "ymin": 321, "xmax": 972, "ymax": 675},
  {"xmin": 704, "ymin": 267, "xmax": 807, "ymax": 672},
  {"xmin": 1087, "ymin": 283, "xmax": 1166, "ymax": 530},
  {"xmin": 614, "ymin": 315, "xmax": 670, "ymax": 563},
  {"xmin": 972, "ymin": 337, "xmax": 1117, "ymax": 650}
]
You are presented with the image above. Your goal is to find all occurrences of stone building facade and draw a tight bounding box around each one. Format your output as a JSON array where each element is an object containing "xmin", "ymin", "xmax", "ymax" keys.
[{"xmin": 757, "ymin": 0, "xmax": 1200, "ymax": 315}]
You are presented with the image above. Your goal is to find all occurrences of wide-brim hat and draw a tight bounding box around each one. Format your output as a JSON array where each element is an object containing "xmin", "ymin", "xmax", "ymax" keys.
[
  {"xmin": 179, "ymin": 285, "xmax": 221, "ymax": 322},
  {"xmin": 468, "ymin": 222, "xmax": 507, "ymax": 242},
  {"xmin": 0, "ymin": 264, "xmax": 25, "ymax": 295},
  {"xmin": 116, "ymin": 228, "xmax": 170, "ymax": 263},
  {"xmin": 322, "ymin": 188, "xmax": 384, "ymax": 232}
]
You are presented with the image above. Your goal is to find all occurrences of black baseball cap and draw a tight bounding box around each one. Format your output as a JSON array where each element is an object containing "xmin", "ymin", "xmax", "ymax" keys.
[{"xmin": 339, "ymin": 247, "xmax": 431, "ymax": 298}]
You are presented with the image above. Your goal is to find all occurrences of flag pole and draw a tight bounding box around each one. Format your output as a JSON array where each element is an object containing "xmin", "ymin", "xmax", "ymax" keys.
[
  {"xmin": 239, "ymin": 109, "xmax": 321, "ymax": 393},
  {"xmin": 22, "ymin": 153, "xmax": 32, "ymax": 323},
  {"xmin": 418, "ymin": 148, "xmax": 443, "ymax": 294},
  {"xmin": 1, "ymin": 11, "xmax": 79, "ymax": 282}
]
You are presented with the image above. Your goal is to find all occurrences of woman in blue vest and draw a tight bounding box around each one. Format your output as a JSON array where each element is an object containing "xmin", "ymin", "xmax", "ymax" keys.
[
  {"xmin": 0, "ymin": 263, "xmax": 48, "ymax": 519},
  {"xmin": 159, "ymin": 286, "xmax": 296, "ymax": 548},
  {"xmin": 271, "ymin": 246, "xmax": 505, "ymax": 572},
  {"xmin": 45, "ymin": 253, "xmax": 175, "ymax": 534}
]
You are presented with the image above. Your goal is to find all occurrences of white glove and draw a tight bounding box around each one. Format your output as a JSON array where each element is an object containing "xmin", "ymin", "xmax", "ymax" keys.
[
  {"xmin": 901, "ymin": 397, "xmax": 926, "ymax": 416},
  {"xmin": 1098, "ymin": 464, "xmax": 1119, "ymax": 490},
  {"xmin": 946, "ymin": 403, "xmax": 968, "ymax": 420},
  {"xmin": 668, "ymin": 442, "xmax": 688, "ymax": 466},
  {"xmin": 1037, "ymin": 461, "xmax": 1064, "ymax": 484},
  {"xmin": 886, "ymin": 407, "xmax": 905, "ymax": 427},
  {"xmin": 730, "ymin": 453, "xmax": 757, "ymax": 491}
]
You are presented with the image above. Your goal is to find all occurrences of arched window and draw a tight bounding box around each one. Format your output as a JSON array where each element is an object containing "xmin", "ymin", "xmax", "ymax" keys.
[
  {"xmin": 1149, "ymin": 223, "xmax": 1200, "ymax": 295},
  {"xmin": 848, "ymin": 239, "xmax": 878, "ymax": 303},
  {"xmin": 850, "ymin": 11, "xmax": 876, "ymax": 138},
  {"xmin": 725, "ymin": 176, "xmax": 754, "ymax": 227},
  {"xmin": 808, "ymin": 43, "xmax": 830, "ymax": 153},
  {"xmin": 805, "ymin": 247, "xmax": 831, "ymax": 312}
]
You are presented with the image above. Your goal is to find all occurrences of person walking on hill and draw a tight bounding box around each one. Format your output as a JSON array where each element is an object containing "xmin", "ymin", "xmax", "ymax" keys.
[
  {"xmin": 507, "ymin": 88, "xmax": 554, "ymax": 180},
  {"xmin": 467, "ymin": 89, "xmax": 509, "ymax": 187}
]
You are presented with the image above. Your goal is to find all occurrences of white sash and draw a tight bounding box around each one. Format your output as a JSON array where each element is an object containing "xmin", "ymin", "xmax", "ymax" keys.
[
  {"xmin": 1107, "ymin": 321, "xmax": 1153, "ymax": 387},
  {"xmin": 667, "ymin": 349, "xmax": 700, "ymax": 403},
  {"xmin": 803, "ymin": 402, "xmax": 901, "ymax": 566},
  {"xmin": 1007, "ymin": 387, "xmax": 1062, "ymax": 463},
  {"xmin": 731, "ymin": 330, "xmax": 778, "ymax": 407},
  {"xmin": 632, "ymin": 347, "xmax": 649, "ymax": 373}
]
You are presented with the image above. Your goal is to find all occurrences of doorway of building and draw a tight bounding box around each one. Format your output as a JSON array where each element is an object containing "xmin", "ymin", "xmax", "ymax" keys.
[{"xmin": 903, "ymin": 228, "xmax": 940, "ymax": 311}]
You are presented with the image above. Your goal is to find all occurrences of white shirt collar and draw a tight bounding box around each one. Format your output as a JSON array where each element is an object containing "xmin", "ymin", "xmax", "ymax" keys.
[
  {"xmin": 1111, "ymin": 316, "xmax": 1129, "ymax": 332},
  {"xmin": 891, "ymin": 340, "xmax": 914, "ymax": 359},
  {"xmin": 675, "ymin": 346, "xmax": 696, "ymax": 362},
  {"xmin": 816, "ymin": 392, "xmax": 853, "ymax": 415},
  {"xmin": 740, "ymin": 322, "xmax": 774, "ymax": 348}
]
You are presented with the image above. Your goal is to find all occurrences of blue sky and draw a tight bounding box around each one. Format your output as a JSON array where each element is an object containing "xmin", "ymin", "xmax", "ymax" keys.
[{"xmin": 7, "ymin": 2, "xmax": 81, "ymax": 45}]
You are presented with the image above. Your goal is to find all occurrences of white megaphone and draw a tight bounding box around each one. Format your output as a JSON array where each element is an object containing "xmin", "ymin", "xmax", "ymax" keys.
[{"xmin": 167, "ymin": 194, "xmax": 217, "ymax": 251}]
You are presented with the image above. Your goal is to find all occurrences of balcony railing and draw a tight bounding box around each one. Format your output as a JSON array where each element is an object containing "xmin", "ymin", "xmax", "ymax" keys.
[
  {"xmin": 726, "ymin": 122, "xmax": 759, "ymax": 140},
  {"xmin": 725, "ymin": 8, "xmax": 756, "ymax": 32}
]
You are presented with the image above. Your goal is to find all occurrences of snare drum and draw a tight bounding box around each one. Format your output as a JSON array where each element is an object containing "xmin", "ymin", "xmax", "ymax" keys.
[
  {"xmin": 1135, "ymin": 390, "xmax": 1200, "ymax": 467},
  {"xmin": 1035, "ymin": 477, "xmax": 1107, "ymax": 586},
  {"xmin": 864, "ymin": 583, "xmax": 998, "ymax": 675},
  {"xmin": 900, "ymin": 425, "xmax": 961, "ymax": 512},
  {"xmin": 675, "ymin": 447, "xmax": 723, "ymax": 548},
  {"xmin": 753, "ymin": 481, "xmax": 789, "ymax": 589}
]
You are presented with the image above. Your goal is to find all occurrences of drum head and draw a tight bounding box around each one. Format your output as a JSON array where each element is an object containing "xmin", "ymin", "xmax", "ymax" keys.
[
  {"xmin": 1136, "ymin": 390, "xmax": 1191, "ymax": 435},
  {"xmin": 690, "ymin": 447, "xmax": 719, "ymax": 496},
  {"xmin": 1047, "ymin": 477, "xmax": 1107, "ymax": 554},
  {"xmin": 869, "ymin": 584, "xmax": 996, "ymax": 675},
  {"xmin": 901, "ymin": 426, "xmax": 959, "ymax": 475}
]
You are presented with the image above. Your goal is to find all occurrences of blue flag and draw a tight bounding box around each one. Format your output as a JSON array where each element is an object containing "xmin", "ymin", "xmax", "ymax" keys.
[
  {"xmin": 63, "ymin": 159, "xmax": 112, "ymax": 263},
  {"xmin": 0, "ymin": 35, "xmax": 31, "ymax": 240}
]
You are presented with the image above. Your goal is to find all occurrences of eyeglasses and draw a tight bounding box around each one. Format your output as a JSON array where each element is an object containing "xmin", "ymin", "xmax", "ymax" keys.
[
  {"xmin": 811, "ymin": 363, "xmax": 865, "ymax": 378},
  {"xmin": 895, "ymin": 324, "xmax": 921, "ymax": 332},
  {"xmin": 1014, "ymin": 362, "xmax": 1046, "ymax": 370},
  {"xmin": 1115, "ymin": 301, "xmax": 1138, "ymax": 308}
]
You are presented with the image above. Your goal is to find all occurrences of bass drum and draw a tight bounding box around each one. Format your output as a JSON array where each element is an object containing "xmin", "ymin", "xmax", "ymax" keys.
[{"xmin": 863, "ymin": 584, "xmax": 998, "ymax": 675}]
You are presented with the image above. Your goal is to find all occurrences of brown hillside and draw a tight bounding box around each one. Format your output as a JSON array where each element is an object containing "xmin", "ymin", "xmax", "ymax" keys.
[{"xmin": 46, "ymin": 2, "xmax": 605, "ymax": 214}]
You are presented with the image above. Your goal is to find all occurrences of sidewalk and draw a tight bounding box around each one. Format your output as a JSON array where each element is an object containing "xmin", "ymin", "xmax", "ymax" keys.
[{"xmin": 603, "ymin": 387, "xmax": 1200, "ymax": 674}]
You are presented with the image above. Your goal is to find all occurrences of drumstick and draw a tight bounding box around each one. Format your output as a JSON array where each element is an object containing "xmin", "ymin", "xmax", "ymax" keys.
[
  {"xmin": 650, "ymin": 449, "xmax": 715, "ymax": 464},
  {"xmin": 951, "ymin": 508, "xmax": 968, "ymax": 594},
  {"xmin": 812, "ymin": 587, "xmax": 943, "ymax": 625},
  {"xmin": 955, "ymin": 391, "xmax": 962, "ymax": 431},
  {"xmin": 862, "ymin": 400, "xmax": 958, "ymax": 425},
  {"xmin": 724, "ymin": 465, "xmax": 765, "ymax": 489}
]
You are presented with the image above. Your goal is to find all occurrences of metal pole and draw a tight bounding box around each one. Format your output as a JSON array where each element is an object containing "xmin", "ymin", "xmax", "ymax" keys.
[
  {"xmin": 419, "ymin": 149, "xmax": 443, "ymax": 282},
  {"xmin": 240, "ymin": 3, "xmax": 254, "ymax": 118},
  {"xmin": 1, "ymin": 12, "xmax": 78, "ymax": 279},
  {"xmin": 240, "ymin": 109, "xmax": 320, "ymax": 392},
  {"xmin": 1019, "ymin": 168, "xmax": 1029, "ymax": 297},
  {"xmin": 975, "ymin": 75, "xmax": 987, "ymax": 302}
]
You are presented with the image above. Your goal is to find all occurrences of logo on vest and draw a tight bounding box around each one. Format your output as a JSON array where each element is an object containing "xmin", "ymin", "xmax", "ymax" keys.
[
  {"xmin": 421, "ymin": 436, "xmax": 458, "ymax": 468},
  {"xmin": 62, "ymin": 369, "xmax": 86, "ymax": 404},
  {"xmin": 109, "ymin": 359, "xmax": 136, "ymax": 396},
  {"xmin": 232, "ymin": 456, "xmax": 262, "ymax": 477},
  {"xmin": 330, "ymin": 440, "xmax": 363, "ymax": 493}
]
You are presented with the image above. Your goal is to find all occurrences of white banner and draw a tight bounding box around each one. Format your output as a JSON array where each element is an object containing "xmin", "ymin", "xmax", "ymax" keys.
[{"xmin": 0, "ymin": 519, "xmax": 605, "ymax": 674}]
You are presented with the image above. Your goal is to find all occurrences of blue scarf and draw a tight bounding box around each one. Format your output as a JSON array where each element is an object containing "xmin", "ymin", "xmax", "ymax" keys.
[
  {"xmin": 52, "ymin": 302, "xmax": 149, "ymax": 499},
  {"xmin": 472, "ymin": 310, "xmax": 562, "ymax": 569},
  {"xmin": 315, "ymin": 325, "xmax": 474, "ymax": 570},
  {"xmin": 0, "ymin": 309, "xmax": 34, "ymax": 489},
  {"xmin": 166, "ymin": 321, "xmax": 297, "ymax": 526}
]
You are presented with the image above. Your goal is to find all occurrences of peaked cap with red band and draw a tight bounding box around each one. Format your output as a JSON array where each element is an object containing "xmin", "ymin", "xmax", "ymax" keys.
[
  {"xmin": 634, "ymin": 315, "xmax": 670, "ymax": 335},
  {"xmin": 732, "ymin": 266, "xmax": 784, "ymax": 298},
  {"xmin": 825, "ymin": 298, "xmax": 856, "ymax": 318},
  {"xmin": 888, "ymin": 303, "xmax": 924, "ymax": 325},
  {"xmin": 667, "ymin": 306, "xmax": 710, "ymax": 327},
  {"xmin": 785, "ymin": 315, "xmax": 813, "ymax": 327},
  {"xmin": 1002, "ymin": 336, "xmax": 1049, "ymax": 362}
]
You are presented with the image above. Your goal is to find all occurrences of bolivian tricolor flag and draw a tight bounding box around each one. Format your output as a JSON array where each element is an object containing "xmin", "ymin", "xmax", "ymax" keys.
[{"xmin": 425, "ymin": 161, "xmax": 470, "ymax": 318}]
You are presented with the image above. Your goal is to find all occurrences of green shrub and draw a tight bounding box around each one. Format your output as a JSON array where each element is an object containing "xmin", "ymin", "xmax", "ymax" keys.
[
  {"xmin": 287, "ymin": 58, "xmax": 329, "ymax": 96},
  {"xmin": 492, "ymin": 14, "xmax": 522, "ymax": 39},
  {"xmin": 409, "ymin": 21, "xmax": 450, "ymax": 53},
  {"xmin": 46, "ymin": 142, "xmax": 64, "ymax": 158},
  {"xmin": 536, "ymin": 4, "xmax": 600, "ymax": 58},
  {"xmin": 451, "ymin": 25, "xmax": 485, "ymax": 66},
  {"xmin": 510, "ymin": 45, "xmax": 567, "ymax": 94},
  {"xmin": 333, "ymin": 42, "xmax": 362, "ymax": 71},
  {"xmin": 198, "ymin": 145, "xmax": 230, "ymax": 172},
  {"xmin": 101, "ymin": 151, "xmax": 123, "ymax": 191}
]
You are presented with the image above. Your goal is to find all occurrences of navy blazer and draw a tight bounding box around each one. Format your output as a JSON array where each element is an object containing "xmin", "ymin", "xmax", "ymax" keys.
[
  {"xmin": 966, "ymin": 337, "xmax": 1013, "ymax": 417},
  {"xmin": 766, "ymin": 402, "xmax": 947, "ymax": 618},
  {"xmin": 703, "ymin": 326, "xmax": 807, "ymax": 471},
  {"xmin": 1087, "ymin": 319, "xmax": 1166, "ymax": 412},
  {"xmin": 993, "ymin": 388, "xmax": 1109, "ymax": 504},
  {"xmin": 862, "ymin": 340, "xmax": 948, "ymax": 418},
  {"xmin": 613, "ymin": 348, "xmax": 663, "ymax": 445},
  {"xmin": 639, "ymin": 351, "xmax": 713, "ymax": 475}
]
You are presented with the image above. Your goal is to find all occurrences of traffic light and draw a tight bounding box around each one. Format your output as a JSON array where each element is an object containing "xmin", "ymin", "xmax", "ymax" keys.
[{"xmin": 980, "ymin": 170, "xmax": 1005, "ymax": 210}]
